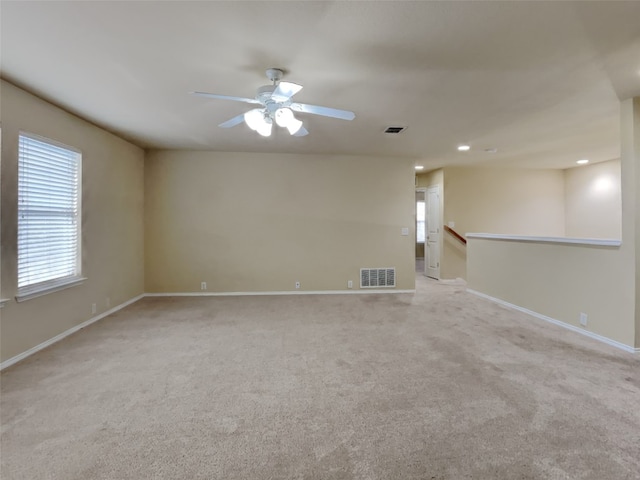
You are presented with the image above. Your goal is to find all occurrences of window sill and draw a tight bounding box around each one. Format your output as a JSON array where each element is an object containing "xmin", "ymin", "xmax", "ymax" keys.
[
  {"xmin": 0, "ymin": 298, "xmax": 10, "ymax": 308},
  {"xmin": 16, "ymin": 277, "xmax": 87, "ymax": 303}
]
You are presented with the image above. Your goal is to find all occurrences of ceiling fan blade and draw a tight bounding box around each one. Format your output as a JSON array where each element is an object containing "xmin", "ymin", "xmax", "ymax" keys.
[
  {"xmin": 271, "ymin": 82, "xmax": 303, "ymax": 102},
  {"xmin": 218, "ymin": 113, "xmax": 246, "ymax": 128},
  {"xmin": 190, "ymin": 91, "xmax": 261, "ymax": 104},
  {"xmin": 293, "ymin": 126, "xmax": 309, "ymax": 137},
  {"xmin": 290, "ymin": 102, "xmax": 355, "ymax": 121}
]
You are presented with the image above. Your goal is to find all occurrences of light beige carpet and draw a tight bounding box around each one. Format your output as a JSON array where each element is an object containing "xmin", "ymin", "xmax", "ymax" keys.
[{"xmin": 2, "ymin": 275, "xmax": 639, "ymax": 479}]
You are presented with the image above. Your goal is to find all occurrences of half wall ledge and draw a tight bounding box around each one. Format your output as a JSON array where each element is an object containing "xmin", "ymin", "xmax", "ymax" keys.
[
  {"xmin": 466, "ymin": 232, "xmax": 633, "ymax": 352},
  {"xmin": 466, "ymin": 233, "xmax": 621, "ymax": 248}
]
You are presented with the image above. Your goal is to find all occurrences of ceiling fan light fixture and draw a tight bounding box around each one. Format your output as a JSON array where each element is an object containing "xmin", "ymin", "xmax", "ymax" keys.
[
  {"xmin": 286, "ymin": 117, "xmax": 303, "ymax": 135},
  {"xmin": 275, "ymin": 107, "xmax": 293, "ymax": 127},
  {"xmin": 275, "ymin": 107, "xmax": 303, "ymax": 135},
  {"xmin": 244, "ymin": 108, "xmax": 265, "ymax": 131},
  {"xmin": 256, "ymin": 117, "xmax": 272, "ymax": 137}
]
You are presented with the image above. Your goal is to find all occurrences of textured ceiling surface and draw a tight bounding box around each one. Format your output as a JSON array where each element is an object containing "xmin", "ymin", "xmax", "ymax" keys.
[{"xmin": 1, "ymin": 1, "xmax": 639, "ymax": 169}]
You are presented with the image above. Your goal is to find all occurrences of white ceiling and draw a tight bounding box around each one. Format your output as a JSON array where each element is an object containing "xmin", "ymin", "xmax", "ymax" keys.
[{"xmin": 1, "ymin": 1, "xmax": 639, "ymax": 170}]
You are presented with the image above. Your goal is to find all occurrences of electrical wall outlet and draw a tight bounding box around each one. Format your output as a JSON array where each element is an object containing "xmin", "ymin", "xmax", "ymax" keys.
[
  {"xmin": 91, "ymin": 303, "xmax": 97, "ymax": 315},
  {"xmin": 201, "ymin": 282, "xmax": 207, "ymax": 290},
  {"xmin": 295, "ymin": 281, "xmax": 300, "ymax": 289},
  {"xmin": 579, "ymin": 312, "xmax": 588, "ymax": 327},
  {"xmin": 348, "ymin": 280, "xmax": 353, "ymax": 289}
]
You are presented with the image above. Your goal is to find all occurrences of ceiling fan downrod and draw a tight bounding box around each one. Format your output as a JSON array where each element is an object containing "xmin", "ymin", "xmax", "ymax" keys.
[{"xmin": 265, "ymin": 68, "xmax": 284, "ymax": 85}]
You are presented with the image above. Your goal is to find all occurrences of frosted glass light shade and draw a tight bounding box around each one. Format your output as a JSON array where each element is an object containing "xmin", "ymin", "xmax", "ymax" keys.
[
  {"xmin": 275, "ymin": 107, "xmax": 294, "ymax": 127},
  {"xmin": 256, "ymin": 118, "xmax": 272, "ymax": 137},
  {"xmin": 286, "ymin": 117, "xmax": 303, "ymax": 135},
  {"xmin": 276, "ymin": 108, "xmax": 303, "ymax": 135},
  {"xmin": 244, "ymin": 109, "xmax": 265, "ymax": 131}
]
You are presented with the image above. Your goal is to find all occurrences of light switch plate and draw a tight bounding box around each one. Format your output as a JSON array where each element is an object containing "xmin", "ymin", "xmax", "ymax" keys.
[{"xmin": 401, "ymin": 227, "xmax": 409, "ymax": 236}]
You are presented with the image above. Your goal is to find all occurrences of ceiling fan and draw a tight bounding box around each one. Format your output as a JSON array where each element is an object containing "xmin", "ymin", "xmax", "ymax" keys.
[{"xmin": 190, "ymin": 68, "xmax": 355, "ymax": 137}]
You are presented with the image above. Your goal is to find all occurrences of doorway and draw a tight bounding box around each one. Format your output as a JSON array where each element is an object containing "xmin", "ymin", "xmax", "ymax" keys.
[
  {"xmin": 415, "ymin": 189, "xmax": 426, "ymax": 273},
  {"xmin": 425, "ymin": 185, "xmax": 441, "ymax": 279}
]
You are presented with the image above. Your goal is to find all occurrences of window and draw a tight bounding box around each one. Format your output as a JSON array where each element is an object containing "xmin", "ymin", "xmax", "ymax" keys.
[
  {"xmin": 416, "ymin": 200, "xmax": 426, "ymax": 243},
  {"xmin": 17, "ymin": 133, "xmax": 82, "ymax": 299}
]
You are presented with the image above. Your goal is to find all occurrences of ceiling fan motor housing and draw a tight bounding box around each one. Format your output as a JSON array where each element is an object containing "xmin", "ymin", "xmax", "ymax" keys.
[{"xmin": 257, "ymin": 85, "xmax": 277, "ymax": 105}]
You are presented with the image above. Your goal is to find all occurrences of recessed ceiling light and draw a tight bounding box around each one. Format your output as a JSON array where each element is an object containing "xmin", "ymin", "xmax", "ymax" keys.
[
  {"xmin": 415, "ymin": 165, "xmax": 424, "ymax": 170},
  {"xmin": 577, "ymin": 159, "xmax": 589, "ymax": 165},
  {"xmin": 457, "ymin": 144, "xmax": 470, "ymax": 152}
]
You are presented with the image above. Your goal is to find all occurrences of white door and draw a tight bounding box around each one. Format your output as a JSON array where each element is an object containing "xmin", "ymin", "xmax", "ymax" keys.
[{"xmin": 426, "ymin": 185, "xmax": 440, "ymax": 279}]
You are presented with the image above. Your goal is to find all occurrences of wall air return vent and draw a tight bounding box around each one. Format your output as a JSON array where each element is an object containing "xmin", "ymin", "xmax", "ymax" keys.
[
  {"xmin": 384, "ymin": 126, "xmax": 407, "ymax": 134},
  {"xmin": 360, "ymin": 268, "xmax": 396, "ymax": 288}
]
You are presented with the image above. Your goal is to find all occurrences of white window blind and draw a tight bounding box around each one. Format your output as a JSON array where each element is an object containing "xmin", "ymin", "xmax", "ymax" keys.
[{"xmin": 18, "ymin": 133, "xmax": 81, "ymax": 293}]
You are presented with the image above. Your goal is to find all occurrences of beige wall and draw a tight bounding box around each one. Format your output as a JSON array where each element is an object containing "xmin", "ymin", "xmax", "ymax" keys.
[
  {"xmin": 622, "ymin": 98, "xmax": 640, "ymax": 349},
  {"xmin": 467, "ymin": 238, "xmax": 634, "ymax": 347},
  {"xmin": 442, "ymin": 167, "xmax": 565, "ymax": 279},
  {"xmin": 421, "ymin": 163, "xmax": 625, "ymax": 280},
  {"xmin": 0, "ymin": 81, "xmax": 145, "ymax": 362},
  {"xmin": 145, "ymin": 150, "xmax": 415, "ymax": 293},
  {"xmin": 416, "ymin": 168, "xmax": 443, "ymax": 190},
  {"xmin": 564, "ymin": 159, "xmax": 621, "ymax": 238},
  {"xmin": 468, "ymin": 98, "xmax": 639, "ymax": 350}
]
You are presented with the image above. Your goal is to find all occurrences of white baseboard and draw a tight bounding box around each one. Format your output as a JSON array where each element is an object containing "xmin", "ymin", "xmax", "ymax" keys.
[
  {"xmin": 145, "ymin": 289, "xmax": 416, "ymax": 297},
  {"xmin": 466, "ymin": 289, "xmax": 638, "ymax": 354},
  {"xmin": 0, "ymin": 293, "xmax": 145, "ymax": 371}
]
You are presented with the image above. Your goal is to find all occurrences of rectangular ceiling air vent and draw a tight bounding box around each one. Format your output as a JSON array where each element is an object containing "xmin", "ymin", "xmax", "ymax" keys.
[
  {"xmin": 360, "ymin": 268, "xmax": 396, "ymax": 288},
  {"xmin": 384, "ymin": 126, "xmax": 407, "ymax": 134}
]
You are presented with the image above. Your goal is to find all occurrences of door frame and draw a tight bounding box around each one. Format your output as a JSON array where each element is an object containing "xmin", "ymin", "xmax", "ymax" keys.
[
  {"xmin": 415, "ymin": 188, "xmax": 427, "ymax": 266},
  {"xmin": 425, "ymin": 185, "xmax": 441, "ymax": 279}
]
